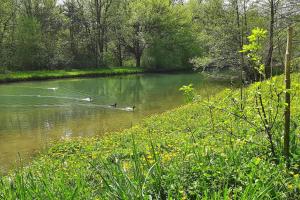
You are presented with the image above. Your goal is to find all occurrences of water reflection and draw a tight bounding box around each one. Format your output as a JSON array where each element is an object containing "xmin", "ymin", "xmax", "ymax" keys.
[{"xmin": 0, "ymin": 73, "xmax": 229, "ymax": 173}]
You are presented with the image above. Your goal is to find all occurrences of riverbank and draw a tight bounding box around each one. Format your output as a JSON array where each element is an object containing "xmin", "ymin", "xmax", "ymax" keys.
[
  {"xmin": 1, "ymin": 74, "xmax": 300, "ymax": 199},
  {"xmin": 0, "ymin": 67, "xmax": 144, "ymax": 83}
]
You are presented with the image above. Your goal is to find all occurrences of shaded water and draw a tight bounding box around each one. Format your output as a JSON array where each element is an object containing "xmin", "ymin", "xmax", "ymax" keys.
[{"xmin": 0, "ymin": 73, "xmax": 230, "ymax": 173}]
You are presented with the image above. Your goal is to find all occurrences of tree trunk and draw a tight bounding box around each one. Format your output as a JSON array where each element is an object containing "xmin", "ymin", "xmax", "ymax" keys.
[
  {"xmin": 100, "ymin": 26, "xmax": 105, "ymax": 65},
  {"xmin": 95, "ymin": 0, "xmax": 102, "ymax": 67},
  {"xmin": 69, "ymin": 0, "xmax": 77, "ymax": 63},
  {"xmin": 134, "ymin": 23, "xmax": 143, "ymax": 68},
  {"xmin": 284, "ymin": 26, "xmax": 293, "ymax": 168},
  {"xmin": 265, "ymin": 0, "xmax": 275, "ymax": 78},
  {"xmin": 118, "ymin": 43, "xmax": 123, "ymax": 67},
  {"xmin": 234, "ymin": 0, "xmax": 244, "ymax": 107},
  {"xmin": 243, "ymin": 0, "xmax": 248, "ymax": 34},
  {"xmin": 135, "ymin": 54, "xmax": 141, "ymax": 68}
]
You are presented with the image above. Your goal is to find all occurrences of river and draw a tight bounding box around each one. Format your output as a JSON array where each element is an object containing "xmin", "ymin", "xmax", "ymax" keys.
[{"xmin": 0, "ymin": 73, "xmax": 230, "ymax": 173}]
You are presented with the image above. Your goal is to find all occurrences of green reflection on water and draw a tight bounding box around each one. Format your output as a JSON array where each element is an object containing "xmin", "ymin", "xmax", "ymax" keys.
[{"xmin": 0, "ymin": 73, "xmax": 230, "ymax": 172}]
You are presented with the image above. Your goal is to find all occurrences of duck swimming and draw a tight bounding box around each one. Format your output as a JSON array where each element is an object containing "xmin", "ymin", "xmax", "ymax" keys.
[
  {"xmin": 110, "ymin": 103, "xmax": 117, "ymax": 108},
  {"xmin": 82, "ymin": 97, "xmax": 93, "ymax": 102},
  {"xmin": 124, "ymin": 106, "xmax": 135, "ymax": 112}
]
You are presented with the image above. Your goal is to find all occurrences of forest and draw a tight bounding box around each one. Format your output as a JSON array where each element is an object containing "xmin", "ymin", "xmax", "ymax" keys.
[
  {"xmin": 1, "ymin": 0, "xmax": 300, "ymax": 199},
  {"xmin": 0, "ymin": 0, "xmax": 298, "ymax": 74}
]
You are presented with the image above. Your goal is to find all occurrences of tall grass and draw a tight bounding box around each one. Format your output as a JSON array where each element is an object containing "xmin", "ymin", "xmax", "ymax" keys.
[{"xmin": 1, "ymin": 74, "xmax": 300, "ymax": 199}]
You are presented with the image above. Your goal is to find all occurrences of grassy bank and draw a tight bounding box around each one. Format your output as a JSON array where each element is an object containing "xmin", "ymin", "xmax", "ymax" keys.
[
  {"xmin": 1, "ymin": 74, "xmax": 300, "ymax": 199},
  {"xmin": 0, "ymin": 67, "xmax": 144, "ymax": 83}
]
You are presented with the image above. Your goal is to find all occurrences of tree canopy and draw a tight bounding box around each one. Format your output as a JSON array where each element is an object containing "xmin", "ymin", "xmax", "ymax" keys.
[{"xmin": 0, "ymin": 0, "xmax": 299, "ymax": 75}]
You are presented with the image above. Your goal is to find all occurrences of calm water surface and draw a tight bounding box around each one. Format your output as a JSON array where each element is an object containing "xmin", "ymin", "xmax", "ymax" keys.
[{"xmin": 0, "ymin": 73, "xmax": 229, "ymax": 173}]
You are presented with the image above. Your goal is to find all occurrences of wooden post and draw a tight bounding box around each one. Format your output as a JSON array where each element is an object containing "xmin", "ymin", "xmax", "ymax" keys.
[{"xmin": 284, "ymin": 26, "xmax": 293, "ymax": 168}]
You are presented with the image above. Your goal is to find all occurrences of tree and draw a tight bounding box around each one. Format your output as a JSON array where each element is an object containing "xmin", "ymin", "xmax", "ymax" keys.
[
  {"xmin": 283, "ymin": 26, "xmax": 293, "ymax": 168},
  {"xmin": 119, "ymin": 0, "xmax": 148, "ymax": 68},
  {"xmin": 0, "ymin": 0, "xmax": 15, "ymax": 68},
  {"xmin": 0, "ymin": 0, "xmax": 297, "ymax": 72},
  {"xmin": 191, "ymin": 0, "xmax": 252, "ymax": 71},
  {"xmin": 93, "ymin": 0, "xmax": 114, "ymax": 67},
  {"xmin": 143, "ymin": 1, "xmax": 201, "ymax": 70},
  {"xmin": 15, "ymin": 17, "xmax": 43, "ymax": 69}
]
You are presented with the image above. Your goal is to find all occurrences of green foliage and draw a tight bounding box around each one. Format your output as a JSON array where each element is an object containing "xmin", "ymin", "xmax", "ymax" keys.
[
  {"xmin": 241, "ymin": 28, "xmax": 267, "ymax": 77},
  {"xmin": 1, "ymin": 74, "xmax": 300, "ymax": 199},
  {"xmin": 190, "ymin": 56, "xmax": 213, "ymax": 71},
  {"xmin": 15, "ymin": 17, "xmax": 44, "ymax": 70},
  {"xmin": 179, "ymin": 84, "xmax": 196, "ymax": 103},
  {"xmin": 292, "ymin": 57, "xmax": 300, "ymax": 72},
  {"xmin": 0, "ymin": 0, "xmax": 298, "ymax": 72},
  {"xmin": 142, "ymin": 1, "xmax": 202, "ymax": 70},
  {"xmin": 189, "ymin": 0, "xmax": 244, "ymax": 69}
]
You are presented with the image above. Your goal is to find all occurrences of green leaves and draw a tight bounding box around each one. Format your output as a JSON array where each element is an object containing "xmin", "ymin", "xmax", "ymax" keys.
[
  {"xmin": 247, "ymin": 28, "xmax": 267, "ymax": 43},
  {"xmin": 240, "ymin": 28, "xmax": 267, "ymax": 54},
  {"xmin": 179, "ymin": 84, "xmax": 197, "ymax": 103},
  {"xmin": 141, "ymin": 0, "xmax": 201, "ymax": 70},
  {"xmin": 241, "ymin": 28, "xmax": 267, "ymax": 77},
  {"xmin": 15, "ymin": 16, "xmax": 43, "ymax": 69}
]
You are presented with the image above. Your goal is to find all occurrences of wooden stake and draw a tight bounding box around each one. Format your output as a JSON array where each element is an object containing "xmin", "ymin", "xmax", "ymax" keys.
[{"xmin": 284, "ymin": 26, "xmax": 293, "ymax": 168}]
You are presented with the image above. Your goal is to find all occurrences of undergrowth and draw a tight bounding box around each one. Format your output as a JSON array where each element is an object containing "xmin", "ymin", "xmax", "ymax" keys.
[{"xmin": 1, "ymin": 74, "xmax": 300, "ymax": 199}]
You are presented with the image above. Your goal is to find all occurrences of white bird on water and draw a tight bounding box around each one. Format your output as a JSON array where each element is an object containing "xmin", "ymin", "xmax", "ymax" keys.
[
  {"xmin": 47, "ymin": 87, "xmax": 58, "ymax": 91},
  {"xmin": 124, "ymin": 106, "xmax": 135, "ymax": 112},
  {"xmin": 82, "ymin": 97, "xmax": 93, "ymax": 102}
]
